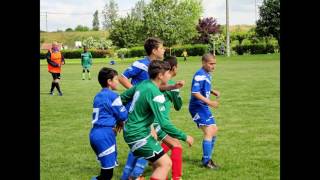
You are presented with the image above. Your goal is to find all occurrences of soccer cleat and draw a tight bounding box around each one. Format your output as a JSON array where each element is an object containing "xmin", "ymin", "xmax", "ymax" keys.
[
  {"xmin": 90, "ymin": 176, "xmax": 97, "ymax": 180},
  {"xmin": 49, "ymin": 92, "xmax": 54, "ymax": 96},
  {"xmin": 58, "ymin": 92, "xmax": 63, "ymax": 96},
  {"xmin": 203, "ymin": 159, "xmax": 219, "ymax": 170}
]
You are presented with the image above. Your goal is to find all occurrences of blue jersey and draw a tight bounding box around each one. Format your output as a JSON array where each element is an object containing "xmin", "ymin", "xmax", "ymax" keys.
[
  {"xmin": 92, "ymin": 88, "xmax": 128, "ymax": 127},
  {"xmin": 122, "ymin": 57, "xmax": 151, "ymax": 86},
  {"xmin": 189, "ymin": 68, "xmax": 213, "ymax": 108}
]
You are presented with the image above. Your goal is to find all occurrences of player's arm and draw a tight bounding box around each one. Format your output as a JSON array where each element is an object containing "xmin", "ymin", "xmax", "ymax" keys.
[
  {"xmin": 210, "ymin": 89, "xmax": 220, "ymax": 98},
  {"xmin": 159, "ymin": 80, "xmax": 185, "ymax": 91},
  {"xmin": 89, "ymin": 52, "xmax": 93, "ymax": 65},
  {"xmin": 192, "ymin": 93, "xmax": 218, "ymax": 108},
  {"xmin": 110, "ymin": 95, "xmax": 128, "ymax": 133},
  {"xmin": 166, "ymin": 89, "xmax": 183, "ymax": 111},
  {"xmin": 61, "ymin": 53, "xmax": 65, "ymax": 65},
  {"xmin": 149, "ymin": 93, "xmax": 187, "ymax": 141},
  {"xmin": 120, "ymin": 85, "xmax": 137, "ymax": 105},
  {"xmin": 118, "ymin": 75, "xmax": 133, "ymax": 89}
]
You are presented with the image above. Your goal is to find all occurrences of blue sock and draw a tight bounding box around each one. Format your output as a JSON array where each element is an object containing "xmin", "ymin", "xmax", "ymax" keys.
[
  {"xmin": 212, "ymin": 136, "xmax": 217, "ymax": 155},
  {"xmin": 130, "ymin": 158, "xmax": 148, "ymax": 178},
  {"xmin": 121, "ymin": 152, "xmax": 137, "ymax": 180},
  {"xmin": 202, "ymin": 140, "xmax": 213, "ymax": 165}
]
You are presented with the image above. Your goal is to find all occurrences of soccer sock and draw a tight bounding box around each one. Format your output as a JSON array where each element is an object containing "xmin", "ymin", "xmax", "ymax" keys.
[
  {"xmin": 131, "ymin": 157, "xmax": 148, "ymax": 178},
  {"xmin": 161, "ymin": 142, "xmax": 171, "ymax": 153},
  {"xmin": 97, "ymin": 168, "xmax": 113, "ymax": 180},
  {"xmin": 55, "ymin": 82, "xmax": 62, "ymax": 94},
  {"xmin": 50, "ymin": 82, "xmax": 55, "ymax": 92},
  {"xmin": 171, "ymin": 147, "xmax": 183, "ymax": 180},
  {"xmin": 82, "ymin": 73, "xmax": 85, "ymax": 79},
  {"xmin": 202, "ymin": 140, "xmax": 213, "ymax": 165},
  {"xmin": 88, "ymin": 72, "xmax": 91, "ymax": 79},
  {"xmin": 150, "ymin": 177, "xmax": 160, "ymax": 180},
  {"xmin": 211, "ymin": 136, "xmax": 217, "ymax": 155},
  {"xmin": 120, "ymin": 152, "xmax": 137, "ymax": 180}
]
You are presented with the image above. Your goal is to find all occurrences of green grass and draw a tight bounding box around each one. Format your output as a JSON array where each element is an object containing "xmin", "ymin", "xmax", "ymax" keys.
[{"xmin": 40, "ymin": 54, "xmax": 280, "ymax": 180}]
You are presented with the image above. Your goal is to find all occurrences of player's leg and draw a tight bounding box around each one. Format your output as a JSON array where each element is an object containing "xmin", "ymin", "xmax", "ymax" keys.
[
  {"xmin": 162, "ymin": 136, "xmax": 183, "ymax": 180},
  {"xmin": 82, "ymin": 69, "xmax": 86, "ymax": 80},
  {"xmin": 50, "ymin": 73, "xmax": 56, "ymax": 95},
  {"xmin": 130, "ymin": 158, "xmax": 148, "ymax": 179},
  {"xmin": 200, "ymin": 124, "xmax": 218, "ymax": 169},
  {"xmin": 129, "ymin": 136, "xmax": 170, "ymax": 180},
  {"xmin": 54, "ymin": 73, "xmax": 63, "ymax": 96},
  {"xmin": 89, "ymin": 128, "xmax": 117, "ymax": 180},
  {"xmin": 87, "ymin": 69, "xmax": 91, "ymax": 80},
  {"xmin": 121, "ymin": 151, "xmax": 138, "ymax": 180}
]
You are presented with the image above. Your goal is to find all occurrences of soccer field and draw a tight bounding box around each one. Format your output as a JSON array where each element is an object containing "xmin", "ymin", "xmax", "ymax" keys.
[{"xmin": 40, "ymin": 54, "xmax": 280, "ymax": 180}]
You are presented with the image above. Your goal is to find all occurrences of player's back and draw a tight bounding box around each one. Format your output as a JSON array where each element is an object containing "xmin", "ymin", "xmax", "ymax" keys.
[{"xmin": 124, "ymin": 80, "xmax": 163, "ymax": 142}]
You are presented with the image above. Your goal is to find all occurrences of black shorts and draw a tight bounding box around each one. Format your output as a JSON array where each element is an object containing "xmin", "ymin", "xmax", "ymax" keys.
[
  {"xmin": 146, "ymin": 150, "xmax": 165, "ymax": 163},
  {"xmin": 51, "ymin": 73, "xmax": 61, "ymax": 80}
]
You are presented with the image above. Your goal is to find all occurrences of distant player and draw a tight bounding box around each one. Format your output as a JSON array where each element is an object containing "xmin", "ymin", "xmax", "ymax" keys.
[
  {"xmin": 121, "ymin": 60, "xmax": 194, "ymax": 180},
  {"xmin": 46, "ymin": 41, "xmax": 65, "ymax": 96},
  {"xmin": 81, "ymin": 46, "xmax": 93, "ymax": 80},
  {"xmin": 89, "ymin": 67, "xmax": 128, "ymax": 180},
  {"xmin": 188, "ymin": 53, "xmax": 221, "ymax": 169}
]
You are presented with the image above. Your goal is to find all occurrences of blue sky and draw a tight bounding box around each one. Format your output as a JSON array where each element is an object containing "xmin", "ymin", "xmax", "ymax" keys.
[{"xmin": 40, "ymin": 0, "xmax": 262, "ymax": 32}]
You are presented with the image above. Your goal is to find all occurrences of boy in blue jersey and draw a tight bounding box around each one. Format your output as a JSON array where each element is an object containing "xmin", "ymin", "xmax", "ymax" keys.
[
  {"xmin": 89, "ymin": 67, "xmax": 128, "ymax": 180},
  {"xmin": 119, "ymin": 37, "xmax": 165, "ymax": 180},
  {"xmin": 189, "ymin": 53, "xmax": 221, "ymax": 169}
]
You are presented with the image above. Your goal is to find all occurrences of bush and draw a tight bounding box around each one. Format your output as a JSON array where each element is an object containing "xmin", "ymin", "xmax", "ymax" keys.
[
  {"xmin": 40, "ymin": 49, "xmax": 113, "ymax": 59},
  {"xmin": 128, "ymin": 46, "xmax": 145, "ymax": 58},
  {"xmin": 171, "ymin": 44, "xmax": 208, "ymax": 57},
  {"xmin": 233, "ymin": 43, "xmax": 278, "ymax": 55}
]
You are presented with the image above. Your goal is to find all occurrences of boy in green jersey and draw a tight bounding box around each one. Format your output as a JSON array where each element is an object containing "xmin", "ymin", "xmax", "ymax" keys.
[
  {"xmin": 81, "ymin": 46, "xmax": 93, "ymax": 80},
  {"xmin": 121, "ymin": 60, "xmax": 193, "ymax": 180}
]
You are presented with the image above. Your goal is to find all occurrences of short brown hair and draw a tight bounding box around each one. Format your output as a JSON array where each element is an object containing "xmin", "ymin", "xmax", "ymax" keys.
[
  {"xmin": 202, "ymin": 53, "xmax": 215, "ymax": 62},
  {"xmin": 148, "ymin": 60, "xmax": 171, "ymax": 79},
  {"xmin": 144, "ymin": 37, "xmax": 163, "ymax": 56}
]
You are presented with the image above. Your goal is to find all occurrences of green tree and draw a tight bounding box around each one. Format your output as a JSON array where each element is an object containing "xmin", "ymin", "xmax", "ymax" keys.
[
  {"xmin": 65, "ymin": 28, "xmax": 73, "ymax": 32},
  {"xmin": 143, "ymin": 0, "xmax": 202, "ymax": 47},
  {"xmin": 102, "ymin": 0, "xmax": 118, "ymax": 30},
  {"xmin": 131, "ymin": 0, "xmax": 146, "ymax": 20},
  {"xmin": 75, "ymin": 25, "xmax": 90, "ymax": 31},
  {"xmin": 92, "ymin": 10, "xmax": 100, "ymax": 31},
  {"xmin": 256, "ymin": 0, "xmax": 280, "ymax": 47},
  {"xmin": 109, "ymin": 15, "xmax": 145, "ymax": 48}
]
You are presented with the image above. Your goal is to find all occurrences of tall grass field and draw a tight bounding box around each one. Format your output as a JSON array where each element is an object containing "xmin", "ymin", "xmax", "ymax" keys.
[{"xmin": 40, "ymin": 54, "xmax": 280, "ymax": 180}]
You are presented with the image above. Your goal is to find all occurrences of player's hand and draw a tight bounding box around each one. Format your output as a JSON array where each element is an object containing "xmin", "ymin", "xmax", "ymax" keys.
[
  {"xmin": 208, "ymin": 100, "xmax": 219, "ymax": 108},
  {"xmin": 186, "ymin": 135, "xmax": 194, "ymax": 147},
  {"xmin": 173, "ymin": 80, "xmax": 185, "ymax": 89},
  {"xmin": 114, "ymin": 121, "xmax": 124, "ymax": 134},
  {"xmin": 151, "ymin": 127, "xmax": 158, "ymax": 140}
]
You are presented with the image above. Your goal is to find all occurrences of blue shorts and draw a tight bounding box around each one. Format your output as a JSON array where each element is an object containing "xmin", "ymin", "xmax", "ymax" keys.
[
  {"xmin": 189, "ymin": 106, "xmax": 216, "ymax": 128},
  {"xmin": 89, "ymin": 127, "xmax": 117, "ymax": 169}
]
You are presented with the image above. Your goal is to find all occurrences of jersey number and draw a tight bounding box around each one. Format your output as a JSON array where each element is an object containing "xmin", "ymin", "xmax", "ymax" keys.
[{"xmin": 92, "ymin": 108, "xmax": 99, "ymax": 124}]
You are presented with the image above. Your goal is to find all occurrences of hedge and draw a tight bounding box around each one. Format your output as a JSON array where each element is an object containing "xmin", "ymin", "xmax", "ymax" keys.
[
  {"xmin": 233, "ymin": 44, "xmax": 278, "ymax": 55},
  {"xmin": 115, "ymin": 44, "xmax": 209, "ymax": 58},
  {"xmin": 40, "ymin": 49, "xmax": 114, "ymax": 59}
]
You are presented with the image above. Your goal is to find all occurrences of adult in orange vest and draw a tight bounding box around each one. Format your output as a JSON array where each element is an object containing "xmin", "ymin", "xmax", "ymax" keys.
[{"xmin": 46, "ymin": 42, "xmax": 65, "ymax": 96}]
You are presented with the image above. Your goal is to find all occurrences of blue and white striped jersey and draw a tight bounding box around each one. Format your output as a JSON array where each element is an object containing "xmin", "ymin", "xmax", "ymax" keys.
[
  {"xmin": 189, "ymin": 68, "xmax": 213, "ymax": 107},
  {"xmin": 92, "ymin": 88, "xmax": 128, "ymax": 127},
  {"xmin": 122, "ymin": 57, "xmax": 151, "ymax": 86}
]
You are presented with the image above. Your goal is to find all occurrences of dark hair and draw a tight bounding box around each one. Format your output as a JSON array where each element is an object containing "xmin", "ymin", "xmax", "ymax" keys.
[
  {"xmin": 98, "ymin": 67, "xmax": 118, "ymax": 88},
  {"xmin": 163, "ymin": 56, "xmax": 177, "ymax": 70},
  {"xmin": 202, "ymin": 53, "xmax": 215, "ymax": 62},
  {"xmin": 144, "ymin": 37, "xmax": 163, "ymax": 56},
  {"xmin": 148, "ymin": 60, "xmax": 171, "ymax": 79}
]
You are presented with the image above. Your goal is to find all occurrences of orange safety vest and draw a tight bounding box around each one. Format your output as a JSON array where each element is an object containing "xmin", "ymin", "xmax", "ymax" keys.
[{"xmin": 48, "ymin": 50, "xmax": 62, "ymax": 73}]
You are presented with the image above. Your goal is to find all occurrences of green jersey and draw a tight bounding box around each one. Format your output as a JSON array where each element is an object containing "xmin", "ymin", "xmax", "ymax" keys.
[
  {"xmin": 161, "ymin": 79, "xmax": 182, "ymax": 118},
  {"xmin": 81, "ymin": 52, "xmax": 92, "ymax": 68},
  {"xmin": 121, "ymin": 80, "xmax": 187, "ymax": 143}
]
